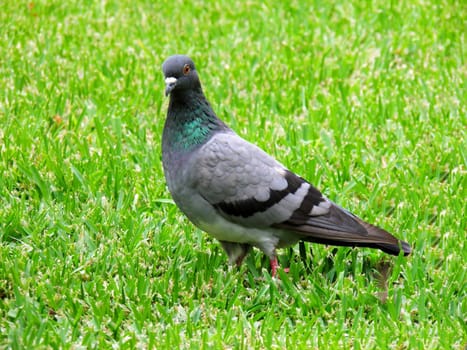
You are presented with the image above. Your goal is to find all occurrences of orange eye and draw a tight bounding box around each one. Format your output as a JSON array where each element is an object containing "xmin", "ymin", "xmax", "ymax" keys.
[{"xmin": 183, "ymin": 64, "xmax": 190, "ymax": 75}]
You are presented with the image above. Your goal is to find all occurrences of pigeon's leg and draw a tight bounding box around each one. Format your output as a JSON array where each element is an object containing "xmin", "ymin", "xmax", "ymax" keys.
[
  {"xmin": 220, "ymin": 241, "xmax": 252, "ymax": 267},
  {"xmin": 270, "ymin": 256, "xmax": 279, "ymax": 277},
  {"xmin": 269, "ymin": 256, "xmax": 290, "ymax": 277},
  {"xmin": 235, "ymin": 245, "xmax": 251, "ymax": 266}
]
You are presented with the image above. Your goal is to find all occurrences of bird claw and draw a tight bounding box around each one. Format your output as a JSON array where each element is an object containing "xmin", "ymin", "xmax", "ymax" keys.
[{"xmin": 270, "ymin": 257, "xmax": 289, "ymax": 277}]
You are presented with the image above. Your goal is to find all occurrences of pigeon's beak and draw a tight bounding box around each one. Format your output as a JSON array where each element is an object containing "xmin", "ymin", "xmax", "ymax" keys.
[{"xmin": 165, "ymin": 77, "xmax": 177, "ymax": 96}]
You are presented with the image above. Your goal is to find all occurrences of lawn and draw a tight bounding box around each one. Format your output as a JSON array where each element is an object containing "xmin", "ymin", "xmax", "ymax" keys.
[{"xmin": 0, "ymin": 0, "xmax": 465, "ymax": 348}]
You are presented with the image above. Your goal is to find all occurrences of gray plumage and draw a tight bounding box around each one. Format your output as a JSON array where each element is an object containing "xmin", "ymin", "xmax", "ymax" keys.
[{"xmin": 161, "ymin": 55, "xmax": 411, "ymax": 275}]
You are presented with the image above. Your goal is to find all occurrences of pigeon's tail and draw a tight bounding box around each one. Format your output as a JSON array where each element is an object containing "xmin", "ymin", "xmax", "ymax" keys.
[
  {"xmin": 350, "ymin": 217, "xmax": 412, "ymax": 256},
  {"xmin": 275, "ymin": 204, "xmax": 411, "ymax": 256},
  {"xmin": 297, "ymin": 219, "xmax": 412, "ymax": 256}
]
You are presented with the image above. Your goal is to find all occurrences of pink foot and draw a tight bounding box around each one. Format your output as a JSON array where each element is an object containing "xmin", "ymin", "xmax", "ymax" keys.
[
  {"xmin": 270, "ymin": 257, "xmax": 279, "ymax": 277},
  {"xmin": 270, "ymin": 257, "xmax": 289, "ymax": 277}
]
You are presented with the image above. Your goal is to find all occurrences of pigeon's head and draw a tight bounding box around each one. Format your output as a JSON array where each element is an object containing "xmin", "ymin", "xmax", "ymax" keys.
[{"xmin": 162, "ymin": 55, "xmax": 201, "ymax": 97}]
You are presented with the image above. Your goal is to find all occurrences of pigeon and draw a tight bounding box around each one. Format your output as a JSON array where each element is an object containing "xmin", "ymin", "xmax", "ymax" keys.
[{"xmin": 161, "ymin": 55, "xmax": 411, "ymax": 276}]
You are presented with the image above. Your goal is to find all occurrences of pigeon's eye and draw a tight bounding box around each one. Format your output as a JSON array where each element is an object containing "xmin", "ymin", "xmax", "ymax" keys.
[{"xmin": 183, "ymin": 64, "xmax": 191, "ymax": 75}]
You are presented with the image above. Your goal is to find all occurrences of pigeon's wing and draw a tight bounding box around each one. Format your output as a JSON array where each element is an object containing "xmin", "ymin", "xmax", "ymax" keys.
[
  {"xmin": 191, "ymin": 132, "xmax": 325, "ymax": 226},
  {"xmin": 191, "ymin": 133, "xmax": 360, "ymax": 231},
  {"xmin": 192, "ymin": 132, "xmax": 410, "ymax": 255}
]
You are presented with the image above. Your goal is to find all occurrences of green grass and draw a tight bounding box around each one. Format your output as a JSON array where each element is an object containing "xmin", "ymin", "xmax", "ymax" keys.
[{"xmin": 0, "ymin": 0, "xmax": 465, "ymax": 348}]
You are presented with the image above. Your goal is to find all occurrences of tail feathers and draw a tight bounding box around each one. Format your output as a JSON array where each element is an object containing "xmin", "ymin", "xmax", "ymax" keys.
[
  {"xmin": 376, "ymin": 241, "xmax": 411, "ymax": 256},
  {"xmin": 298, "ymin": 231, "xmax": 411, "ymax": 256},
  {"xmin": 355, "ymin": 218, "xmax": 411, "ymax": 256},
  {"xmin": 275, "ymin": 207, "xmax": 411, "ymax": 256}
]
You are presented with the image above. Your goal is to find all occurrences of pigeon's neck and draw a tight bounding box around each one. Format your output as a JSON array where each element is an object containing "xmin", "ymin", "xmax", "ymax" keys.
[{"xmin": 163, "ymin": 90, "xmax": 228, "ymax": 151}]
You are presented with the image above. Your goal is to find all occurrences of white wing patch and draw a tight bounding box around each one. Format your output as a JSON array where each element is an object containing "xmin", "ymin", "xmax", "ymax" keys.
[{"xmin": 309, "ymin": 198, "xmax": 332, "ymax": 216}]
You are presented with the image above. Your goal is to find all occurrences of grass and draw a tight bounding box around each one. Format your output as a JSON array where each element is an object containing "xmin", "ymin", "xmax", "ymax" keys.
[{"xmin": 0, "ymin": 0, "xmax": 465, "ymax": 348}]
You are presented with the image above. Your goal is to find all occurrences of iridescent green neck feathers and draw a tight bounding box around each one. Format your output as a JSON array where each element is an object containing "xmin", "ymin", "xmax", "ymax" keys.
[{"xmin": 163, "ymin": 92, "xmax": 228, "ymax": 152}]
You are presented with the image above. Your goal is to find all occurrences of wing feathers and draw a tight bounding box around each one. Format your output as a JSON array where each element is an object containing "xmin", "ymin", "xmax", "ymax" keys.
[
  {"xmin": 213, "ymin": 170, "xmax": 303, "ymax": 218},
  {"xmin": 193, "ymin": 132, "xmax": 410, "ymax": 256},
  {"xmin": 274, "ymin": 203, "xmax": 411, "ymax": 256},
  {"xmin": 286, "ymin": 204, "xmax": 368, "ymax": 235}
]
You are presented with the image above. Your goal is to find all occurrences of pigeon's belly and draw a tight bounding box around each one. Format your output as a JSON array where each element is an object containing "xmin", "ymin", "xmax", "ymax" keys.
[
  {"xmin": 179, "ymin": 195, "xmax": 269, "ymax": 244},
  {"xmin": 196, "ymin": 216, "xmax": 301, "ymax": 257},
  {"xmin": 166, "ymin": 166, "xmax": 301, "ymax": 255},
  {"xmin": 172, "ymin": 188, "xmax": 287, "ymax": 254},
  {"xmin": 197, "ymin": 216, "xmax": 270, "ymax": 244}
]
